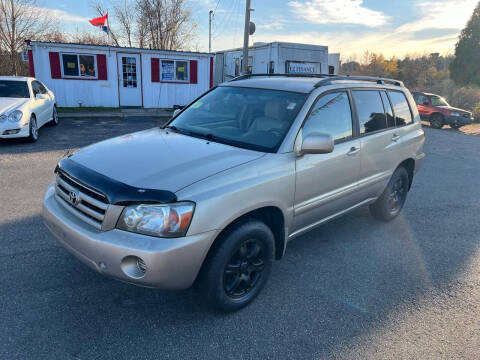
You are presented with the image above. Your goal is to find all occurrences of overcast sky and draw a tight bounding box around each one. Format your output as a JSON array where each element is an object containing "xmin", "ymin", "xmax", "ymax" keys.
[{"xmin": 39, "ymin": 0, "xmax": 478, "ymax": 59}]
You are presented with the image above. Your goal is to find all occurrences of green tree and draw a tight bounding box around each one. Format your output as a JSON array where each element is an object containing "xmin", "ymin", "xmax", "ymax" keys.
[{"xmin": 450, "ymin": 2, "xmax": 480, "ymax": 86}]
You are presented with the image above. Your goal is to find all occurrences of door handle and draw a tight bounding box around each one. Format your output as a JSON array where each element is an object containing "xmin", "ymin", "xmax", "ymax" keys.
[
  {"xmin": 392, "ymin": 134, "xmax": 401, "ymax": 142},
  {"xmin": 347, "ymin": 146, "xmax": 360, "ymax": 156}
]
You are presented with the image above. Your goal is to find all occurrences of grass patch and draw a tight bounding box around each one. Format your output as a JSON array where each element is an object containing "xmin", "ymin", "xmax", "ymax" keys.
[{"xmin": 57, "ymin": 107, "xmax": 121, "ymax": 113}]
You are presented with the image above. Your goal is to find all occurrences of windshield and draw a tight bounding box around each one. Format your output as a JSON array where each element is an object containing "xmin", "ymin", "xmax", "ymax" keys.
[
  {"xmin": 428, "ymin": 95, "xmax": 449, "ymax": 106},
  {"xmin": 0, "ymin": 80, "xmax": 30, "ymax": 98},
  {"xmin": 168, "ymin": 86, "xmax": 307, "ymax": 153}
]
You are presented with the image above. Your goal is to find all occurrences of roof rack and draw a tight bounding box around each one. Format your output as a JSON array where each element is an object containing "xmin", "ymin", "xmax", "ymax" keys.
[
  {"xmin": 228, "ymin": 73, "xmax": 404, "ymax": 88},
  {"xmin": 230, "ymin": 73, "xmax": 333, "ymax": 81},
  {"xmin": 314, "ymin": 75, "xmax": 404, "ymax": 87}
]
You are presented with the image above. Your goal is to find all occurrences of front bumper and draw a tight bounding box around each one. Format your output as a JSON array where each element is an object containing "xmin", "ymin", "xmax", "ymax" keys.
[
  {"xmin": 0, "ymin": 123, "xmax": 29, "ymax": 138},
  {"xmin": 444, "ymin": 114, "xmax": 473, "ymax": 126},
  {"xmin": 42, "ymin": 184, "xmax": 218, "ymax": 290}
]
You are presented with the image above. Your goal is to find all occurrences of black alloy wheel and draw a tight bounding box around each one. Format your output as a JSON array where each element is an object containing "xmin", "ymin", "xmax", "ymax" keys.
[
  {"xmin": 370, "ymin": 166, "xmax": 410, "ymax": 221},
  {"xmin": 223, "ymin": 239, "xmax": 265, "ymax": 298},
  {"xmin": 196, "ymin": 219, "xmax": 274, "ymax": 312},
  {"xmin": 388, "ymin": 175, "xmax": 408, "ymax": 215}
]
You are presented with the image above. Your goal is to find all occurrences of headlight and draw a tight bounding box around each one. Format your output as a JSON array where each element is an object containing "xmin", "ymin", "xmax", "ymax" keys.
[
  {"xmin": 451, "ymin": 111, "xmax": 460, "ymax": 117},
  {"xmin": 0, "ymin": 114, "xmax": 7, "ymax": 123},
  {"xmin": 117, "ymin": 202, "xmax": 195, "ymax": 238},
  {"xmin": 8, "ymin": 110, "xmax": 23, "ymax": 123}
]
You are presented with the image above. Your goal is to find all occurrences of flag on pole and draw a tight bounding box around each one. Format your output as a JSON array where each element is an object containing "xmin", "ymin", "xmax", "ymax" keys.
[{"xmin": 89, "ymin": 13, "xmax": 108, "ymax": 27}]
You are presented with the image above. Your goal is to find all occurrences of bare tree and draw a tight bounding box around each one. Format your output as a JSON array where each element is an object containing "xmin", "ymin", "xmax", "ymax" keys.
[
  {"xmin": 0, "ymin": 0, "xmax": 53, "ymax": 75},
  {"xmin": 137, "ymin": 0, "xmax": 196, "ymax": 50},
  {"xmin": 114, "ymin": 0, "xmax": 135, "ymax": 47},
  {"xmin": 71, "ymin": 30, "xmax": 109, "ymax": 45}
]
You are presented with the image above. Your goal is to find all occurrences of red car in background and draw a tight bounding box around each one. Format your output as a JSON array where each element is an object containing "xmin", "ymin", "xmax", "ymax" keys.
[{"xmin": 412, "ymin": 91, "xmax": 473, "ymax": 129}]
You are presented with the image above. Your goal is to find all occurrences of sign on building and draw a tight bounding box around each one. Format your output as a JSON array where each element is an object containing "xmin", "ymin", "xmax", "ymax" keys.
[{"xmin": 285, "ymin": 61, "xmax": 321, "ymax": 74}]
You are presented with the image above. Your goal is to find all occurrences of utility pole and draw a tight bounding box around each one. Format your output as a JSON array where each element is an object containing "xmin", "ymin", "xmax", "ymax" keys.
[
  {"xmin": 209, "ymin": 10, "xmax": 213, "ymax": 53},
  {"xmin": 242, "ymin": 0, "xmax": 252, "ymax": 74}
]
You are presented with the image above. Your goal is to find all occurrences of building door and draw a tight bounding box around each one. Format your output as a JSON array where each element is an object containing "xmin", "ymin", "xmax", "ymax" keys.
[{"xmin": 117, "ymin": 53, "xmax": 142, "ymax": 107}]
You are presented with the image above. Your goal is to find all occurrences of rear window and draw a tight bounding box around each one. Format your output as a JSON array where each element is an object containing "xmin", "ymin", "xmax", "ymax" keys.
[
  {"xmin": 380, "ymin": 91, "xmax": 395, "ymax": 128},
  {"xmin": 388, "ymin": 91, "xmax": 413, "ymax": 126},
  {"xmin": 0, "ymin": 80, "xmax": 30, "ymax": 98},
  {"xmin": 352, "ymin": 90, "xmax": 387, "ymax": 134}
]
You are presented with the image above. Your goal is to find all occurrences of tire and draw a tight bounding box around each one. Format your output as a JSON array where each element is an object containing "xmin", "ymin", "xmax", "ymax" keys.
[
  {"xmin": 450, "ymin": 123, "xmax": 462, "ymax": 130},
  {"xmin": 369, "ymin": 166, "xmax": 409, "ymax": 221},
  {"xmin": 49, "ymin": 106, "xmax": 59, "ymax": 126},
  {"xmin": 27, "ymin": 116, "xmax": 38, "ymax": 142},
  {"xmin": 196, "ymin": 219, "xmax": 275, "ymax": 312},
  {"xmin": 430, "ymin": 114, "xmax": 444, "ymax": 129}
]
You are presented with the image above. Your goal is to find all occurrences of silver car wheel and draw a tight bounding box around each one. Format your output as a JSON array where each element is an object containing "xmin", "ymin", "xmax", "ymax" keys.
[
  {"xmin": 30, "ymin": 117, "xmax": 38, "ymax": 140},
  {"xmin": 52, "ymin": 107, "xmax": 58, "ymax": 125}
]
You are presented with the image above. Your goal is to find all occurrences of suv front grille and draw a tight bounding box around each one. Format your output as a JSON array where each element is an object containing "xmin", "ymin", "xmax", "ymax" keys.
[{"xmin": 54, "ymin": 171, "xmax": 109, "ymax": 230}]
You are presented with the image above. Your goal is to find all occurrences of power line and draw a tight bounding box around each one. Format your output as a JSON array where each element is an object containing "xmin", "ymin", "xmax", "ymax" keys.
[
  {"xmin": 212, "ymin": 0, "xmax": 240, "ymax": 39},
  {"xmin": 212, "ymin": 0, "xmax": 221, "ymax": 16}
]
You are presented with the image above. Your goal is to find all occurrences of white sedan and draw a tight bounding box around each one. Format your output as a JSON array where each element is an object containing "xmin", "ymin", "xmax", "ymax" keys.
[{"xmin": 0, "ymin": 76, "xmax": 57, "ymax": 142}]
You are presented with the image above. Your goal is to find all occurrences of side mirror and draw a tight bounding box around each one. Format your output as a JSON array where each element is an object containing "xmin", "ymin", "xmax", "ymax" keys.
[
  {"xmin": 172, "ymin": 108, "xmax": 181, "ymax": 118},
  {"xmin": 423, "ymin": 101, "xmax": 429, "ymax": 106},
  {"xmin": 300, "ymin": 133, "xmax": 334, "ymax": 155}
]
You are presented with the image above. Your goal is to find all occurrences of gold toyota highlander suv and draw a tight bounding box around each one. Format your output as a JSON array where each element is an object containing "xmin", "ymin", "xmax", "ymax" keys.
[{"xmin": 43, "ymin": 75, "xmax": 425, "ymax": 311}]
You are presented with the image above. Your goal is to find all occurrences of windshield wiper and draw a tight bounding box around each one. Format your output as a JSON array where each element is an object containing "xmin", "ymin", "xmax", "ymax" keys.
[{"xmin": 165, "ymin": 126, "xmax": 240, "ymax": 147}]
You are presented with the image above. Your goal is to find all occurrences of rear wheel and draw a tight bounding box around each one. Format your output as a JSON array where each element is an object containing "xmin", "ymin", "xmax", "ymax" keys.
[
  {"xmin": 27, "ymin": 116, "xmax": 38, "ymax": 142},
  {"xmin": 196, "ymin": 219, "xmax": 274, "ymax": 312},
  {"xmin": 370, "ymin": 166, "xmax": 409, "ymax": 221},
  {"xmin": 430, "ymin": 114, "xmax": 444, "ymax": 129},
  {"xmin": 49, "ymin": 106, "xmax": 59, "ymax": 126}
]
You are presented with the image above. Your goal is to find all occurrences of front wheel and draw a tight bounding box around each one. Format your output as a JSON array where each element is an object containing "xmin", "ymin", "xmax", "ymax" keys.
[
  {"xmin": 430, "ymin": 114, "xmax": 444, "ymax": 129},
  {"xmin": 450, "ymin": 123, "xmax": 462, "ymax": 130},
  {"xmin": 370, "ymin": 166, "xmax": 409, "ymax": 221},
  {"xmin": 27, "ymin": 116, "xmax": 38, "ymax": 142},
  {"xmin": 196, "ymin": 219, "xmax": 274, "ymax": 312}
]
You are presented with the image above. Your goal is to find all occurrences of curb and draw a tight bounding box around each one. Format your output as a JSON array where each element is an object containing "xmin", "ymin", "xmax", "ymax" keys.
[{"xmin": 58, "ymin": 113, "xmax": 172, "ymax": 119}]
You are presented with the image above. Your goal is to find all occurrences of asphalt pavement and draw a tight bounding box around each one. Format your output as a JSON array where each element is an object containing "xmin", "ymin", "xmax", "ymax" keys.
[{"xmin": 1, "ymin": 118, "xmax": 479, "ymax": 359}]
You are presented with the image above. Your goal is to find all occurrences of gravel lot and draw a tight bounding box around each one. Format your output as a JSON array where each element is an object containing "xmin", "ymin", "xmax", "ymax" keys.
[{"xmin": 1, "ymin": 118, "xmax": 479, "ymax": 359}]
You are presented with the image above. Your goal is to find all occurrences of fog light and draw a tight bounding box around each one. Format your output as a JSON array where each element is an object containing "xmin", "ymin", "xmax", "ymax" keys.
[
  {"xmin": 121, "ymin": 255, "xmax": 147, "ymax": 279},
  {"xmin": 2, "ymin": 129, "xmax": 20, "ymax": 135}
]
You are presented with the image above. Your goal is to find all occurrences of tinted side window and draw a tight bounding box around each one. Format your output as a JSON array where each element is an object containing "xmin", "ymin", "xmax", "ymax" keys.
[
  {"xmin": 352, "ymin": 90, "xmax": 387, "ymax": 134},
  {"xmin": 303, "ymin": 91, "xmax": 353, "ymax": 144},
  {"xmin": 380, "ymin": 91, "xmax": 395, "ymax": 128},
  {"xmin": 31, "ymin": 81, "xmax": 40, "ymax": 95},
  {"xmin": 413, "ymin": 93, "xmax": 428, "ymax": 105},
  {"xmin": 33, "ymin": 81, "xmax": 47, "ymax": 94},
  {"xmin": 389, "ymin": 91, "xmax": 413, "ymax": 126}
]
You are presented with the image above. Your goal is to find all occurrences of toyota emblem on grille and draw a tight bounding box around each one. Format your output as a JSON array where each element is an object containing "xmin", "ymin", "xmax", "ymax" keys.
[{"xmin": 68, "ymin": 190, "xmax": 80, "ymax": 206}]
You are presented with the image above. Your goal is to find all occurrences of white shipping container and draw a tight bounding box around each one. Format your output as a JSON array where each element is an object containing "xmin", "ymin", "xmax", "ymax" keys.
[{"xmin": 214, "ymin": 42, "xmax": 332, "ymax": 84}]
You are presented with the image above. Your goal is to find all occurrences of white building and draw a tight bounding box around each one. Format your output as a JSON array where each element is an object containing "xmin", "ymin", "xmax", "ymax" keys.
[
  {"xmin": 26, "ymin": 41, "xmax": 340, "ymax": 108},
  {"xmin": 27, "ymin": 41, "xmax": 214, "ymax": 108},
  {"xmin": 214, "ymin": 42, "xmax": 340, "ymax": 85}
]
